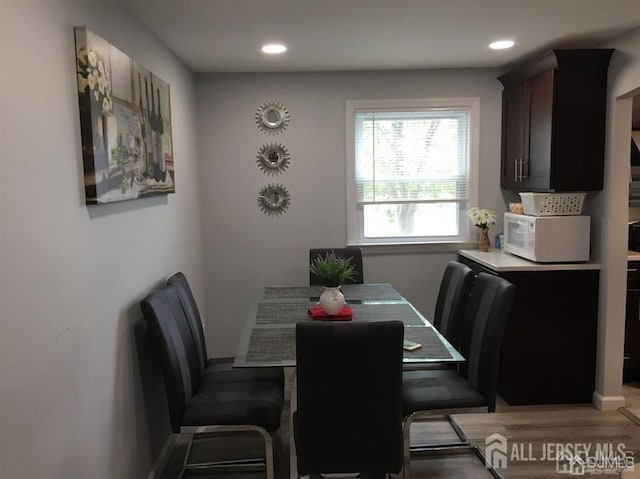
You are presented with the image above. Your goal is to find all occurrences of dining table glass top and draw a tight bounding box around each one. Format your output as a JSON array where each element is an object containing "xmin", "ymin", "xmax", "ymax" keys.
[{"xmin": 233, "ymin": 283, "xmax": 465, "ymax": 368}]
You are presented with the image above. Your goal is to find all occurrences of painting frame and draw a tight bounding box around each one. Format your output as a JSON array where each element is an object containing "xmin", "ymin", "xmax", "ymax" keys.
[{"xmin": 74, "ymin": 26, "xmax": 175, "ymax": 204}]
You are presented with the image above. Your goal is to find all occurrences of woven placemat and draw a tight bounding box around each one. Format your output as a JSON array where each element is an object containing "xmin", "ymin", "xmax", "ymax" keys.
[
  {"xmin": 263, "ymin": 286, "xmax": 322, "ymax": 299},
  {"xmin": 245, "ymin": 328, "xmax": 296, "ymax": 362},
  {"xmin": 245, "ymin": 325, "xmax": 452, "ymax": 362},
  {"xmin": 403, "ymin": 327, "xmax": 453, "ymax": 360},
  {"xmin": 255, "ymin": 302, "xmax": 313, "ymax": 324},
  {"xmin": 349, "ymin": 303, "xmax": 425, "ymax": 326},
  {"xmin": 255, "ymin": 301, "xmax": 424, "ymax": 325},
  {"xmin": 263, "ymin": 284, "xmax": 403, "ymax": 301},
  {"xmin": 341, "ymin": 284, "xmax": 403, "ymax": 301}
]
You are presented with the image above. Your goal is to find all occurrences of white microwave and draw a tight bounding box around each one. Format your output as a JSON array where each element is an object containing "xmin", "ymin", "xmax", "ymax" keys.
[{"xmin": 503, "ymin": 213, "xmax": 591, "ymax": 263}]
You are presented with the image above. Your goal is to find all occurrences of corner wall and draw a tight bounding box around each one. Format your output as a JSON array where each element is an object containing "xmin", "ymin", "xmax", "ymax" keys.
[
  {"xmin": 195, "ymin": 69, "xmax": 503, "ymax": 357},
  {"xmin": 0, "ymin": 1, "xmax": 203, "ymax": 477},
  {"xmin": 594, "ymin": 27, "xmax": 640, "ymax": 408}
]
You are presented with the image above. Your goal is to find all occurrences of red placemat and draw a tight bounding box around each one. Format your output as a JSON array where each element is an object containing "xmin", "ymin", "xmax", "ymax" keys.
[{"xmin": 308, "ymin": 305, "xmax": 353, "ymax": 321}]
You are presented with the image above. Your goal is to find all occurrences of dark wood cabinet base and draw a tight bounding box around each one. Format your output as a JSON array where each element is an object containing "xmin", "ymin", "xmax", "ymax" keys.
[{"xmin": 459, "ymin": 255, "xmax": 598, "ymax": 405}]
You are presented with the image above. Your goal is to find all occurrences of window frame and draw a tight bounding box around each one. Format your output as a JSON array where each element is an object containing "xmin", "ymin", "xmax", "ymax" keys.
[{"xmin": 346, "ymin": 97, "xmax": 480, "ymax": 248}]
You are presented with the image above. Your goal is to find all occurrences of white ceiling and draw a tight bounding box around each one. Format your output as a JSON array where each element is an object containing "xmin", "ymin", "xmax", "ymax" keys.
[{"xmin": 120, "ymin": 0, "xmax": 640, "ymax": 73}]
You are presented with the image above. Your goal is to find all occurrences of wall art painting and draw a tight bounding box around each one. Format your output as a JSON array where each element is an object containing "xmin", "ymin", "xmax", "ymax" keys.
[{"xmin": 74, "ymin": 26, "xmax": 175, "ymax": 204}]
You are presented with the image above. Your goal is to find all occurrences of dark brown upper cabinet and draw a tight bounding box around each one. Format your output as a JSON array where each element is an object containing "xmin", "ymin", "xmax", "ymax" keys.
[{"xmin": 499, "ymin": 49, "xmax": 614, "ymax": 192}]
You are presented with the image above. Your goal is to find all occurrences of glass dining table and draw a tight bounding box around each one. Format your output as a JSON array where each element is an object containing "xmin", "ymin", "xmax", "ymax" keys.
[
  {"xmin": 234, "ymin": 283, "xmax": 464, "ymax": 477},
  {"xmin": 233, "ymin": 283, "xmax": 464, "ymax": 367}
]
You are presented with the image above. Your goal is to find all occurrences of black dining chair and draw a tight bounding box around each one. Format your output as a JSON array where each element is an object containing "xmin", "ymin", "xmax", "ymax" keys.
[
  {"xmin": 167, "ymin": 272, "xmax": 284, "ymax": 388},
  {"xmin": 309, "ymin": 247, "xmax": 364, "ymax": 285},
  {"xmin": 141, "ymin": 286, "xmax": 284, "ymax": 479},
  {"xmin": 294, "ymin": 321, "xmax": 404, "ymax": 478},
  {"xmin": 401, "ymin": 272, "xmax": 515, "ymax": 479},
  {"xmin": 404, "ymin": 261, "xmax": 475, "ymax": 372},
  {"xmin": 432, "ymin": 261, "xmax": 475, "ymax": 350}
]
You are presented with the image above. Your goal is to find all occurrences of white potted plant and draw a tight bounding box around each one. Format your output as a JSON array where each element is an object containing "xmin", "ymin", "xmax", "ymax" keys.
[{"xmin": 309, "ymin": 251, "xmax": 358, "ymax": 314}]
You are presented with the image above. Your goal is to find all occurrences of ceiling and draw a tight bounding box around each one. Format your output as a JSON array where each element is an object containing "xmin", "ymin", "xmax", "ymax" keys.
[{"xmin": 119, "ymin": 0, "xmax": 640, "ymax": 73}]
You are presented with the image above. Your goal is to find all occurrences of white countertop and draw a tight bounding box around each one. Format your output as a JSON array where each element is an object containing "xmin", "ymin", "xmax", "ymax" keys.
[{"xmin": 458, "ymin": 249, "xmax": 601, "ymax": 272}]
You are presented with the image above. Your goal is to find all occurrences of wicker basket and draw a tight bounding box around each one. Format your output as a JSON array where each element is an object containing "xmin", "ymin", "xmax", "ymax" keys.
[{"xmin": 519, "ymin": 192, "xmax": 586, "ymax": 216}]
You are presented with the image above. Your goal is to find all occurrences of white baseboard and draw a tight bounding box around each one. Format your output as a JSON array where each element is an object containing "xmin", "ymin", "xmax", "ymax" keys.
[
  {"xmin": 147, "ymin": 434, "xmax": 178, "ymax": 479},
  {"xmin": 593, "ymin": 391, "xmax": 626, "ymax": 410}
]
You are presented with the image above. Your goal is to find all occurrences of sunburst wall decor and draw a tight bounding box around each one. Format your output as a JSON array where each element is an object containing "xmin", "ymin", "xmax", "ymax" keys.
[
  {"xmin": 255, "ymin": 100, "xmax": 290, "ymax": 135},
  {"xmin": 257, "ymin": 183, "xmax": 291, "ymax": 216},
  {"xmin": 257, "ymin": 142, "xmax": 290, "ymax": 175}
]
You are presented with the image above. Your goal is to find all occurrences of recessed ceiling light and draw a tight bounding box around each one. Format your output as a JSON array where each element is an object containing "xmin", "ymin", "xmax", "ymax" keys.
[
  {"xmin": 262, "ymin": 44, "xmax": 287, "ymax": 54},
  {"xmin": 489, "ymin": 40, "xmax": 515, "ymax": 50}
]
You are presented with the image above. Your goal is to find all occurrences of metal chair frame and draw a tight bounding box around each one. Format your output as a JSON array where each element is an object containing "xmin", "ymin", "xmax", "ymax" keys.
[
  {"xmin": 402, "ymin": 408, "xmax": 504, "ymax": 479},
  {"xmin": 178, "ymin": 424, "xmax": 275, "ymax": 479}
]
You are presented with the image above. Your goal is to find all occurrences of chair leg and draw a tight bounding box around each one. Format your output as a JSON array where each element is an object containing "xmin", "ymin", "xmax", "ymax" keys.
[
  {"xmin": 472, "ymin": 444, "xmax": 505, "ymax": 479},
  {"xmin": 402, "ymin": 407, "xmax": 489, "ymax": 479},
  {"xmin": 402, "ymin": 413, "xmax": 413, "ymax": 479},
  {"xmin": 179, "ymin": 424, "xmax": 275, "ymax": 479}
]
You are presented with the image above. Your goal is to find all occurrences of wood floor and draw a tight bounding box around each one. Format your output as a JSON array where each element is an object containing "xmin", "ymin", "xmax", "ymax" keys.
[{"xmin": 159, "ymin": 371, "xmax": 640, "ymax": 479}]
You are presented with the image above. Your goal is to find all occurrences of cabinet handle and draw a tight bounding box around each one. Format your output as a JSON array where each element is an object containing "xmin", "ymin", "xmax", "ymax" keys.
[
  {"xmin": 514, "ymin": 158, "xmax": 518, "ymax": 182},
  {"xmin": 521, "ymin": 159, "xmax": 528, "ymax": 180},
  {"xmin": 628, "ymin": 268, "xmax": 638, "ymax": 272},
  {"xmin": 518, "ymin": 158, "xmax": 522, "ymax": 182}
]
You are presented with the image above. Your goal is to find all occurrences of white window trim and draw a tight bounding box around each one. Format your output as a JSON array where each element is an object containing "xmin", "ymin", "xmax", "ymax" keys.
[{"xmin": 345, "ymin": 97, "xmax": 480, "ymax": 248}]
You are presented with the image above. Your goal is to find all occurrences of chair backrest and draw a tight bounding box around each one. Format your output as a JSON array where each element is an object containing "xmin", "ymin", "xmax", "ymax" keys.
[
  {"xmin": 141, "ymin": 287, "xmax": 196, "ymax": 433},
  {"xmin": 309, "ymin": 248, "xmax": 364, "ymax": 285},
  {"xmin": 294, "ymin": 320, "xmax": 404, "ymax": 476},
  {"xmin": 167, "ymin": 272, "xmax": 208, "ymax": 372},
  {"xmin": 459, "ymin": 272, "xmax": 515, "ymax": 412},
  {"xmin": 433, "ymin": 261, "xmax": 475, "ymax": 350}
]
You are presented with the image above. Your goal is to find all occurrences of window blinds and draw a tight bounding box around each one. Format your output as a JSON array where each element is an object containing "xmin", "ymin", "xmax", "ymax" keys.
[{"xmin": 354, "ymin": 109, "xmax": 469, "ymax": 205}]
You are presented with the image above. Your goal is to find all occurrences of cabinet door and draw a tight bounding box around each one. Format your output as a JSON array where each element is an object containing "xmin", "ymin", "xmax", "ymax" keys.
[
  {"xmin": 501, "ymin": 83, "xmax": 525, "ymax": 189},
  {"xmin": 524, "ymin": 70, "xmax": 554, "ymax": 190}
]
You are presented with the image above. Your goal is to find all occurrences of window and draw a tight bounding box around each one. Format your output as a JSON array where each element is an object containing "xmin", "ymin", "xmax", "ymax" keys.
[{"xmin": 346, "ymin": 98, "xmax": 479, "ymax": 246}]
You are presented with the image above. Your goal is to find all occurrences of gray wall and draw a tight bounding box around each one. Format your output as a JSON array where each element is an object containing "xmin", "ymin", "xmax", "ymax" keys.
[
  {"xmin": 0, "ymin": 1, "xmax": 203, "ymax": 477},
  {"xmin": 195, "ymin": 70, "xmax": 504, "ymax": 357}
]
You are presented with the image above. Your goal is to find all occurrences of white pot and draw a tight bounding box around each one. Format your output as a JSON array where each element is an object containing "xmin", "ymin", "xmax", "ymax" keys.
[{"xmin": 319, "ymin": 286, "xmax": 345, "ymax": 315}]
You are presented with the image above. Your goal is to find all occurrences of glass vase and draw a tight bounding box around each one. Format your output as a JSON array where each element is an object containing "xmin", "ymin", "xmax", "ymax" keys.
[{"xmin": 478, "ymin": 228, "xmax": 491, "ymax": 252}]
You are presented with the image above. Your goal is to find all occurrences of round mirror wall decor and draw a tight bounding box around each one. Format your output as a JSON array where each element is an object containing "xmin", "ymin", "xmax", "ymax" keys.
[
  {"xmin": 257, "ymin": 142, "xmax": 290, "ymax": 175},
  {"xmin": 257, "ymin": 183, "xmax": 291, "ymax": 216},
  {"xmin": 255, "ymin": 100, "xmax": 290, "ymax": 135}
]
